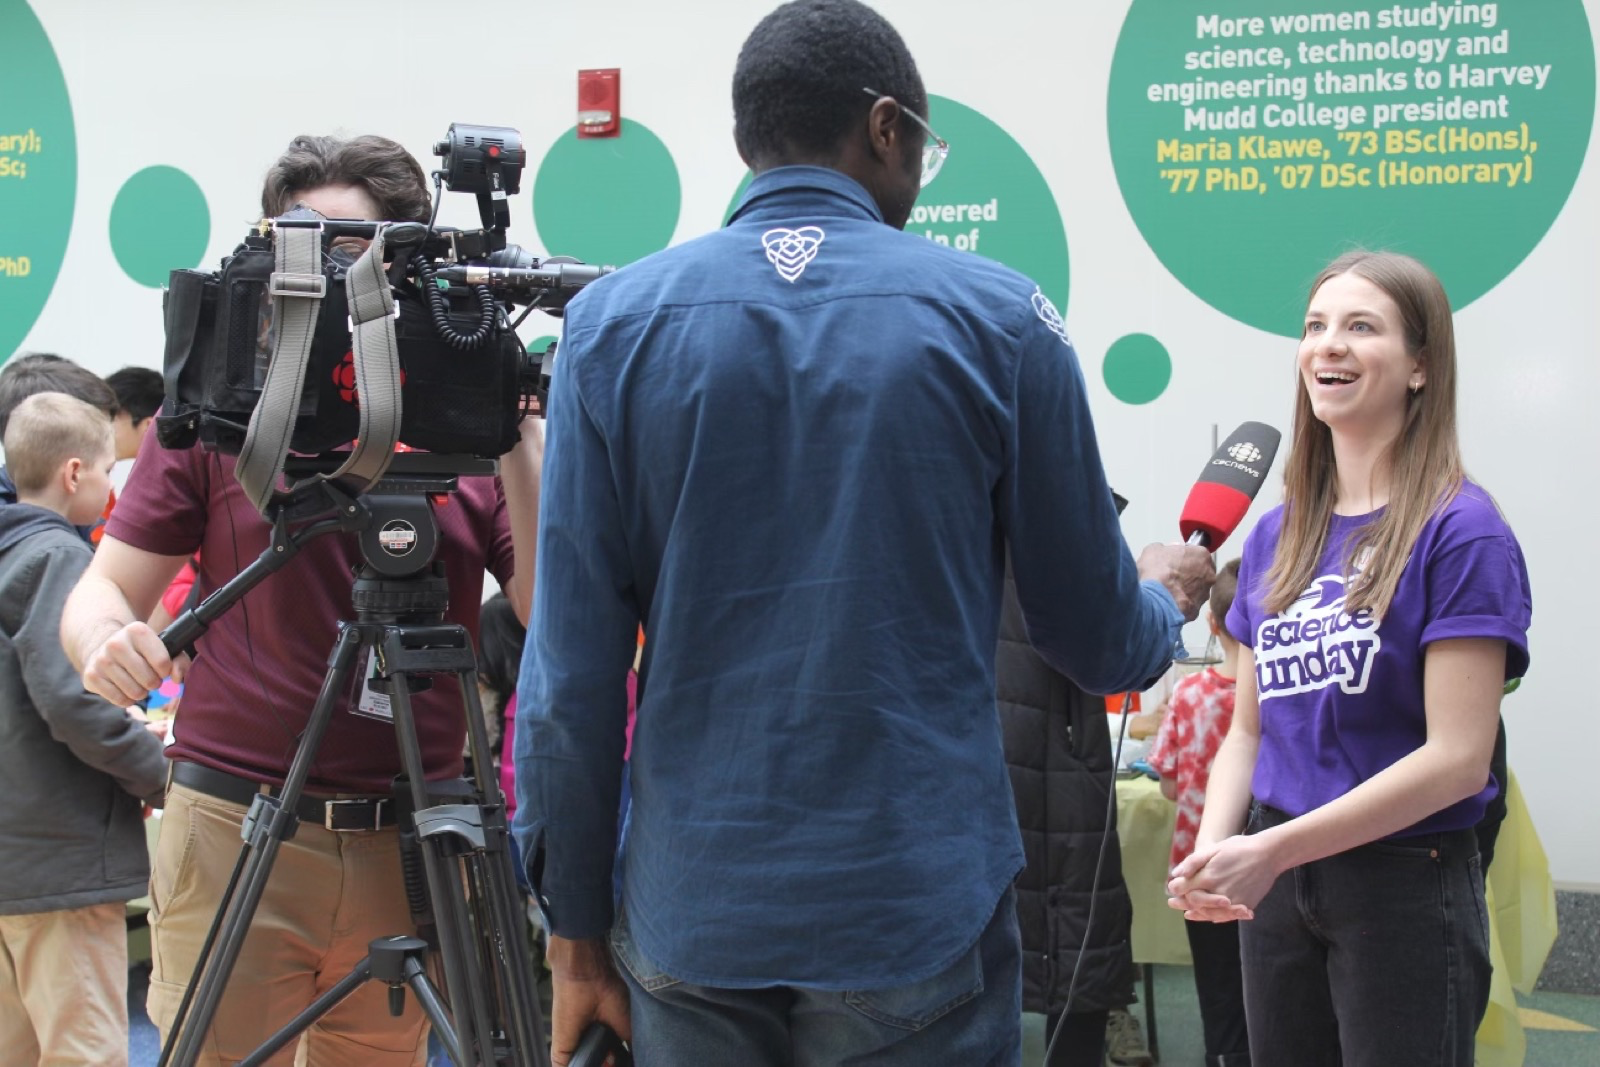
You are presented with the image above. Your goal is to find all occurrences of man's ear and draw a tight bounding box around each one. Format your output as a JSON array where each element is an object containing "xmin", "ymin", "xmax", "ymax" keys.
[
  {"xmin": 864, "ymin": 96, "xmax": 902, "ymax": 167},
  {"xmin": 734, "ymin": 123, "xmax": 754, "ymax": 171}
]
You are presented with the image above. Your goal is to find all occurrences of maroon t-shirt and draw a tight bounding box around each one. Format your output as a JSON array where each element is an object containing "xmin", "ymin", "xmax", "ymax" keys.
[{"xmin": 106, "ymin": 434, "xmax": 515, "ymax": 792}]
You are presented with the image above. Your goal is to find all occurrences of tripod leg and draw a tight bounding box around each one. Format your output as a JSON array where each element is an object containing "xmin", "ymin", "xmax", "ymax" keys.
[
  {"xmin": 472, "ymin": 821, "xmax": 548, "ymax": 1065},
  {"xmin": 235, "ymin": 959, "xmax": 373, "ymax": 1067},
  {"xmin": 157, "ymin": 838, "xmax": 249, "ymax": 1067},
  {"xmin": 234, "ymin": 935, "xmax": 467, "ymax": 1067},
  {"xmin": 386, "ymin": 669, "xmax": 500, "ymax": 1065},
  {"xmin": 459, "ymin": 665, "xmax": 549, "ymax": 1067},
  {"xmin": 365, "ymin": 622, "xmax": 551, "ymax": 1067},
  {"xmin": 405, "ymin": 956, "xmax": 464, "ymax": 1066},
  {"xmin": 164, "ymin": 626, "xmax": 367, "ymax": 1067},
  {"xmin": 378, "ymin": 624, "xmax": 551, "ymax": 1067}
]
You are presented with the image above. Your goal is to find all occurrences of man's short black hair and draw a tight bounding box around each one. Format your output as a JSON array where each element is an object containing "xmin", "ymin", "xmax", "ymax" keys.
[
  {"xmin": 105, "ymin": 366, "xmax": 165, "ymax": 422},
  {"xmin": 0, "ymin": 353, "xmax": 119, "ymax": 437},
  {"xmin": 733, "ymin": 0, "xmax": 926, "ymax": 167}
]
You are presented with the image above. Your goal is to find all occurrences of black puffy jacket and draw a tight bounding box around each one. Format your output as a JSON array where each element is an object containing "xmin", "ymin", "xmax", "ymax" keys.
[{"xmin": 997, "ymin": 575, "xmax": 1136, "ymax": 1015}]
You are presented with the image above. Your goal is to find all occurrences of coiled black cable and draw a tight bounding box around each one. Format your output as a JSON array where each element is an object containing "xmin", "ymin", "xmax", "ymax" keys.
[{"xmin": 410, "ymin": 252, "xmax": 499, "ymax": 350}]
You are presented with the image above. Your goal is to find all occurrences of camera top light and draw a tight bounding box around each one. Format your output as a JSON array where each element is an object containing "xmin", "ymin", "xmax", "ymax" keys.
[{"xmin": 432, "ymin": 124, "xmax": 526, "ymax": 198}]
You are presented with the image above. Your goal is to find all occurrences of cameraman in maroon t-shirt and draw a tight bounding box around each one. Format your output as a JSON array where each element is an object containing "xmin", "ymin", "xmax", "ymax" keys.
[{"xmin": 60, "ymin": 134, "xmax": 541, "ymax": 1066}]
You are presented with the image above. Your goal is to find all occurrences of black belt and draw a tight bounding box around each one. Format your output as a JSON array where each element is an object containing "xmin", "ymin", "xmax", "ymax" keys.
[{"xmin": 172, "ymin": 761, "xmax": 396, "ymax": 832}]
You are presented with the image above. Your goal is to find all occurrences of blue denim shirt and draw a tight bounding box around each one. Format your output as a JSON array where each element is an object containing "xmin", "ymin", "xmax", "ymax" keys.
[{"xmin": 515, "ymin": 166, "xmax": 1182, "ymax": 989}]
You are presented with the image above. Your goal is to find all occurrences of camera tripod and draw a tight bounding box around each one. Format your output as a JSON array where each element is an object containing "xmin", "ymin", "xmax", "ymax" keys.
[{"xmin": 155, "ymin": 456, "xmax": 549, "ymax": 1067}]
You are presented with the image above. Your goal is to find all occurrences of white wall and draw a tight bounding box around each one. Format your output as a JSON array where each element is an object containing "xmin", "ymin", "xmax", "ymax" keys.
[{"xmin": 13, "ymin": 0, "xmax": 1600, "ymax": 883}]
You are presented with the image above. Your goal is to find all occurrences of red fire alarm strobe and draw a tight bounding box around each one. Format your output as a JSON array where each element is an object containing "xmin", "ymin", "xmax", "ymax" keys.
[{"xmin": 577, "ymin": 68, "xmax": 621, "ymax": 138}]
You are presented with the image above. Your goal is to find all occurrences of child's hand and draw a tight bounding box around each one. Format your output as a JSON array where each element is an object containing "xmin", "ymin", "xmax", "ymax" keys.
[{"xmin": 127, "ymin": 705, "xmax": 172, "ymax": 742}]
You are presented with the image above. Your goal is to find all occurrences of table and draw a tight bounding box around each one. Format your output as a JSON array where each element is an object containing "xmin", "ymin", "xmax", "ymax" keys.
[{"xmin": 1115, "ymin": 772, "xmax": 1556, "ymax": 1067}]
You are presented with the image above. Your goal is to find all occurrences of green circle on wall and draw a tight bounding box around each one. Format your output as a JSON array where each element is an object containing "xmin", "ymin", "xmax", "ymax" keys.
[
  {"xmin": 533, "ymin": 120, "xmax": 680, "ymax": 268},
  {"xmin": 1108, "ymin": 0, "xmax": 1595, "ymax": 335},
  {"xmin": 110, "ymin": 166, "xmax": 211, "ymax": 288},
  {"xmin": 1103, "ymin": 333, "xmax": 1173, "ymax": 404},
  {"xmin": 725, "ymin": 95, "xmax": 1071, "ymax": 313},
  {"xmin": 0, "ymin": 0, "xmax": 76, "ymax": 362}
]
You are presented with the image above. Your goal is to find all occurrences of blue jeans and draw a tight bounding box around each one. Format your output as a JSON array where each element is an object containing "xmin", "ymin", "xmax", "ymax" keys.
[
  {"xmin": 1240, "ymin": 806, "xmax": 1490, "ymax": 1067},
  {"xmin": 610, "ymin": 887, "xmax": 1022, "ymax": 1067}
]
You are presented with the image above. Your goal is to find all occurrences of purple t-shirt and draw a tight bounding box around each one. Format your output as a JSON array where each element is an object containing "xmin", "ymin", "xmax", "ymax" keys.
[
  {"xmin": 106, "ymin": 434, "xmax": 515, "ymax": 792},
  {"xmin": 1227, "ymin": 482, "xmax": 1531, "ymax": 836}
]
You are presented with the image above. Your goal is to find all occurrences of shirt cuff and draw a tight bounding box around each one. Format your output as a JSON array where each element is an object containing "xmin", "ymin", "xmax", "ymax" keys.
[
  {"xmin": 533, "ymin": 884, "xmax": 615, "ymax": 942},
  {"xmin": 1141, "ymin": 579, "xmax": 1189, "ymax": 662},
  {"xmin": 520, "ymin": 827, "xmax": 615, "ymax": 939}
]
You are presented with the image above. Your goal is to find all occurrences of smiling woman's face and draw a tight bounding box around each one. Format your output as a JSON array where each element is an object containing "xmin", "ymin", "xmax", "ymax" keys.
[{"xmin": 1298, "ymin": 271, "xmax": 1421, "ymax": 442}]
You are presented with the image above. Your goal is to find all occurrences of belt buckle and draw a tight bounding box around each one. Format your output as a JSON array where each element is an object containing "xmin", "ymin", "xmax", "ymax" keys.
[{"xmin": 324, "ymin": 798, "xmax": 385, "ymax": 832}]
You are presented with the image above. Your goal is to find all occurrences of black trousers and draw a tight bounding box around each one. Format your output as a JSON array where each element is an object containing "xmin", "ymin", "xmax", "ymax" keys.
[
  {"xmin": 1240, "ymin": 806, "xmax": 1489, "ymax": 1067},
  {"xmin": 1184, "ymin": 918, "xmax": 1251, "ymax": 1067},
  {"xmin": 1042, "ymin": 1009, "xmax": 1109, "ymax": 1067}
]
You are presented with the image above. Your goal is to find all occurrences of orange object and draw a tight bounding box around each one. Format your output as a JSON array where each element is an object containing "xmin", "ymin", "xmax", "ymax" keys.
[{"xmin": 1104, "ymin": 691, "xmax": 1141, "ymax": 714}]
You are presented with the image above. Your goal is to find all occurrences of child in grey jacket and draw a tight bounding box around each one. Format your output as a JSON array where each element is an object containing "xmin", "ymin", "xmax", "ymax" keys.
[{"xmin": 0, "ymin": 392, "xmax": 168, "ymax": 1065}]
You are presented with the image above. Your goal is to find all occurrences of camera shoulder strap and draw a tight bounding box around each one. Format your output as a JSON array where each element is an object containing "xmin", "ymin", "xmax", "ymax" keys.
[{"xmin": 235, "ymin": 224, "xmax": 402, "ymax": 514}]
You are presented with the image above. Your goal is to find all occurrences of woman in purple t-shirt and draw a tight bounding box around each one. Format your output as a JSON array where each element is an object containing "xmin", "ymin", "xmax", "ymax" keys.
[{"xmin": 1166, "ymin": 251, "xmax": 1531, "ymax": 1067}]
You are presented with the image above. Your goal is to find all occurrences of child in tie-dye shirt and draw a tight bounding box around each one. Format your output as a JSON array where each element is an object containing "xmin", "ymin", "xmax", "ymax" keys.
[
  {"xmin": 1150, "ymin": 559, "xmax": 1241, "ymax": 871},
  {"xmin": 1149, "ymin": 558, "xmax": 1249, "ymax": 1067}
]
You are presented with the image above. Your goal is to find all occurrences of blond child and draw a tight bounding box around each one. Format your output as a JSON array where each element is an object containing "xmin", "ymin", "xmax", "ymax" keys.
[{"xmin": 0, "ymin": 392, "xmax": 168, "ymax": 1066}]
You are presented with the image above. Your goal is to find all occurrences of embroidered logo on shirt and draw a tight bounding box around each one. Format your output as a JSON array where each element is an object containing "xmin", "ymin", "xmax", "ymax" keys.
[
  {"xmin": 761, "ymin": 227, "xmax": 825, "ymax": 282},
  {"xmin": 1030, "ymin": 288, "xmax": 1071, "ymax": 345},
  {"xmin": 1255, "ymin": 572, "xmax": 1383, "ymax": 699}
]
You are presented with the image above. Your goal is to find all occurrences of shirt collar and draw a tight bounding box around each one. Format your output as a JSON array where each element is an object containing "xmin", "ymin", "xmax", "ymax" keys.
[{"xmin": 727, "ymin": 166, "xmax": 886, "ymax": 227}]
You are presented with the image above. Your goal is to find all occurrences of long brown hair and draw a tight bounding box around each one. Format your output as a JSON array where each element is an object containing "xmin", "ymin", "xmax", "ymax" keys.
[{"xmin": 1262, "ymin": 251, "xmax": 1464, "ymax": 619}]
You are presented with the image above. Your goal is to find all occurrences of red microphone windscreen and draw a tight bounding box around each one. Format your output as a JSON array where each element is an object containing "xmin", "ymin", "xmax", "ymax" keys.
[{"xmin": 1180, "ymin": 480, "xmax": 1253, "ymax": 550}]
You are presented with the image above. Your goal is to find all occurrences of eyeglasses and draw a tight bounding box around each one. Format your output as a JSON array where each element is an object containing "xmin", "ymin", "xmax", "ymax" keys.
[{"xmin": 862, "ymin": 88, "xmax": 948, "ymax": 188}]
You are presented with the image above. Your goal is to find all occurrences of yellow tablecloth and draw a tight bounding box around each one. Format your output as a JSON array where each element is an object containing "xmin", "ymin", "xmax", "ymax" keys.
[{"xmin": 1115, "ymin": 772, "xmax": 1557, "ymax": 1067}]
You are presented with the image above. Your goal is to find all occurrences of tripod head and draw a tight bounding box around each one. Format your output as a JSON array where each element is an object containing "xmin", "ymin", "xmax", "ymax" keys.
[{"xmin": 160, "ymin": 451, "xmax": 499, "ymax": 657}]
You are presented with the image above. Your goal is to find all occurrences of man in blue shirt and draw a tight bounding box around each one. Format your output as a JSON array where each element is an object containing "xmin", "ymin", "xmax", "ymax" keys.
[{"xmin": 515, "ymin": 2, "xmax": 1215, "ymax": 1063}]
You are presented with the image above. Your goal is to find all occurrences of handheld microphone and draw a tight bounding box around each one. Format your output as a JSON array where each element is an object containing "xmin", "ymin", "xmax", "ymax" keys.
[{"xmin": 1178, "ymin": 421, "xmax": 1282, "ymax": 550}]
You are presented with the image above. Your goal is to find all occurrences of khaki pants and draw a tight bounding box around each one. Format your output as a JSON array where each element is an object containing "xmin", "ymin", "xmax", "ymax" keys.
[
  {"xmin": 0, "ymin": 901, "xmax": 130, "ymax": 1067},
  {"xmin": 147, "ymin": 782, "xmax": 428, "ymax": 1067}
]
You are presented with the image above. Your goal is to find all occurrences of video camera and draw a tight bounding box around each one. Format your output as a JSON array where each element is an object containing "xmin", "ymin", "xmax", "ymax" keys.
[{"xmin": 155, "ymin": 123, "xmax": 610, "ymax": 511}]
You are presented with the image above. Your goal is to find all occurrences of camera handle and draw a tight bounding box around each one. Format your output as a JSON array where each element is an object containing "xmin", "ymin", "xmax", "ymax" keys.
[
  {"xmin": 235, "ymin": 222, "xmax": 404, "ymax": 517},
  {"xmin": 571, "ymin": 1023, "xmax": 633, "ymax": 1067},
  {"xmin": 159, "ymin": 483, "xmax": 363, "ymax": 661}
]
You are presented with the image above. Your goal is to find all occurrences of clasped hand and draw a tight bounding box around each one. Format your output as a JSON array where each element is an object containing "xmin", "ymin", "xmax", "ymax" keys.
[{"xmin": 1165, "ymin": 832, "xmax": 1282, "ymax": 923}]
